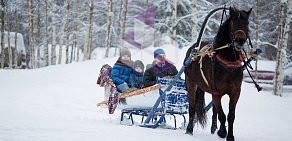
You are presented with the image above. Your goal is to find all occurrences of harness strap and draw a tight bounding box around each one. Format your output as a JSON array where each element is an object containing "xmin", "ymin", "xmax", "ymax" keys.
[
  {"xmin": 214, "ymin": 44, "xmax": 230, "ymax": 51},
  {"xmin": 191, "ymin": 43, "xmax": 230, "ymax": 60},
  {"xmin": 210, "ymin": 51, "xmax": 219, "ymax": 97},
  {"xmin": 190, "ymin": 43, "xmax": 233, "ymax": 89}
]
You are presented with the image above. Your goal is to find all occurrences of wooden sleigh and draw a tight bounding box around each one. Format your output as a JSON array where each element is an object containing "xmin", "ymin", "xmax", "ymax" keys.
[
  {"xmin": 119, "ymin": 77, "xmax": 213, "ymax": 129},
  {"xmin": 96, "ymin": 64, "xmax": 213, "ymax": 129}
]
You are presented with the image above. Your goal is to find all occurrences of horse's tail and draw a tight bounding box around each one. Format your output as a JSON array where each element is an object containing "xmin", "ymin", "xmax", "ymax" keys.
[{"xmin": 194, "ymin": 88, "xmax": 207, "ymax": 127}]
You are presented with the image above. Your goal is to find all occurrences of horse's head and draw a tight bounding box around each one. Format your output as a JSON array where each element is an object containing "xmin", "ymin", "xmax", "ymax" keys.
[{"xmin": 229, "ymin": 7, "xmax": 252, "ymax": 50}]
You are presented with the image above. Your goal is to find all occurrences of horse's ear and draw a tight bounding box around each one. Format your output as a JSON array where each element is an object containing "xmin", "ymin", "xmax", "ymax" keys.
[
  {"xmin": 229, "ymin": 6, "xmax": 236, "ymax": 16},
  {"xmin": 246, "ymin": 8, "xmax": 252, "ymax": 16}
]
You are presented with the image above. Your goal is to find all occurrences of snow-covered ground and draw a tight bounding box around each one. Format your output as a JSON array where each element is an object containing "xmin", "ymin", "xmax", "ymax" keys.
[{"xmin": 0, "ymin": 46, "xmax": 292, "ymax": 141}]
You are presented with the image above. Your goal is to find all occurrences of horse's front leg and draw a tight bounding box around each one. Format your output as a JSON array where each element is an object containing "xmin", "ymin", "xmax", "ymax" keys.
[
  {"xmin": 211, "ymin": 103, "xmax": 218, "ymax": 134},
  {"xmin": 185, "ymin": 78, "xmax": 197, "ymax": 135},
  {"xmin": 213, "ymin": 95, "xmax": 227, "ymax": 138},
  {"xmin": 226, "ymin": 92, "xmax": 240, "ymax": 141}
]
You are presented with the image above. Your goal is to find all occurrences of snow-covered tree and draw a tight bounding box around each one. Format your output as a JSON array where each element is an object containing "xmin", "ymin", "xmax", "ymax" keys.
[
  {"xmin": 5, "ymin": 6, "xmax": 12, "ymax": 69},
  {"xmin": 105, "ymin": 0, "xmax": 114, "ymax": 58},
  {"xmin": 83, "ymin": 0, "xmax": 94, "ymax": 60},
  {"xmin": 50, "ymin": 0, "xmax": 57, "ymax": 65},
  {"xmin": 0, "ymin": 0, "xmax": 4, "ymax": 69},
  {"xmin": 28, "ymin": 0, "xmax": 36, "ymax": 69},
  {"xmin": 14, "ymin": 7, "xmax": 19, "ymax": 68},
  {"xmin": 172, "ymin": 0, "xmax": 177, "ymax": 46},
  {"xmin": 119, "ymin": 0, "xmax": 129, "ymax": 47},
  {"xmin": 191, "ymin": 0, "xmax": 198, "ymax": 42},
  {"xmin": 65, "ymin": 0, "xmax": 70, "ymax": 64},
  {"xmin": 274, "ymin": 0, "xmax": 292, "ymax": 96},
  {"xmin": 36, "ymin": 1, "xmax": 41, "ymax": 68},
  {"xmin": 58, "ymin": 0, "xmax": 66, "ymax": 65},
  {"xmin": 0, "ymin": 0, "xmax": 290, "ymax": 69},
  {"xmin": 44, "ymin": 0, "xmax": 49, "ymax": 67}
]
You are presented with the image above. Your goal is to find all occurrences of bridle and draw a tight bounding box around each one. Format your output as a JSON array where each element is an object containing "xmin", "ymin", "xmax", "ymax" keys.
[{"xmin": 229, "ymin": 20, "xmax": 248, "ymax": 52}]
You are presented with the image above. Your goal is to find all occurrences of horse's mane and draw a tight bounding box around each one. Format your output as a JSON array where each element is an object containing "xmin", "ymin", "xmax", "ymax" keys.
[
  {"xmin": 213, "ymin": 17, "xmax": 243, "ymax": 61},
  {"xmin": 213, "ymin": 17, "xmax": 232, "ymax": 49}
]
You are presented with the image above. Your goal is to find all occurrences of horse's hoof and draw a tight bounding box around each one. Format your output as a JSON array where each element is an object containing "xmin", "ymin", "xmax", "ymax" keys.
[
  {"xmin": 211, "ymin": 126, "xmax": 217, "ymax": 134},
  {"xmin": 185, "ymin": 130, "xmax": 193, "ymax": 135},
  {"xmin": 217, "ymin": 129, "xmax": 227, "ymax": 138},
  {"xmin": 226, "ymin": 136, "xmax": 235, "ymax": 141}
]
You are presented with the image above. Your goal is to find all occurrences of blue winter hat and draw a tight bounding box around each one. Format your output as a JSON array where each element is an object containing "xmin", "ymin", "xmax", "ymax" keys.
[{"xmin": 154, "ymin": 49, "xmax": 165, "ymax": 58}]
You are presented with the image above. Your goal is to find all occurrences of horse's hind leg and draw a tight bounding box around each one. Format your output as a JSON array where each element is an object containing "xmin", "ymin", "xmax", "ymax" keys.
[
  {"xmin": 185, "ymin": 78, "xmax": 197, "ymax": 135},
  {"xmin": 226, "ymin": 92, "xmax": 240, "ymax": 141},
  {"xmin": 211, "ymin": 103, "xmax": 218, "ymax": 134},
  {"xmin": 213, "ymin": 95, "xmax": 227, "ymax": 138}
]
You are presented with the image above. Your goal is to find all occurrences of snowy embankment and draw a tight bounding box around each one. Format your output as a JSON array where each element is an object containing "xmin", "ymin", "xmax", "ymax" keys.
[{"xmin": 0, "ymin": 46, "xmax": 292, "ymax": 141}]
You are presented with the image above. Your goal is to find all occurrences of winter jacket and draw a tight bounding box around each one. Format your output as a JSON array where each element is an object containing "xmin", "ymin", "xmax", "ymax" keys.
[
  {"xmin": 143, "ymin": 61, "xmax": 178, "ymax": 87},
  {"xmin": 129, "ymin": 71, "xmax": 144, "ymax": 88},
  {"xmin": 110, "ymin": 58, "xmax": 134, "ymax": 86}
]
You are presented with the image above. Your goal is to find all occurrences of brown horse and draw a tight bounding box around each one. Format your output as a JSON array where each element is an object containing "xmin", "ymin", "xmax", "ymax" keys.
[{"xmin": 184, "ymin": 7, "xmax": 252, "ymax": 141}]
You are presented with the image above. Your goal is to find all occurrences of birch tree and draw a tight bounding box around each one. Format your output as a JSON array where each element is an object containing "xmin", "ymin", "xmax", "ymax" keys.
[
  {"xmin": 0, "ymin": 0, "xmax": 4, "ymax": 69},
  {"xmin": 14, "ymin": 8, "xmax": 18, "ymax": 67},
  {"xmin": 171, "ymin": 0, "xmax": 177, "ymax": 46},
  {"xmin": 51, "ymin": 0, "xmax": 57, "ymax": 65},
  {"xmin": 119, "ymin": 0, "xmax": 128, "ymax": 47},
  {"xmin": 65, "ymin": 0, "xmax": 70, "ymax": 64},
  {"xmin": 191, "ymin": 0, "xmax": 197, "ymax": 42},
  {"xmin": 75, "ymin": 0, "xmax": 81, "ymax": 62},
  {"xmin": 84, "ymin": 0, "xmax": 94, "ymax": 60},
  {"xmin": 28, "ymin": 0, "xmax": 35, "ymax": 69},
  {"xmin": 58, "ymin": 1, "xmax": 66, "ymax": 65},
  {"xmin": 274, "ymin": 0, "xmax": 292, "ymax": 96},
  {"xmin": 37, "ymin": 2, "xmax": 41, "ymax": 68},
  {"xmin": 255, "ymin": 0, "xmax": 259, "ymax": 81},
  {"xmin": 104, "ymin": 0, "xmax": 113, "ymax": 58},
  {"xmin": 7, "ymin": 9, "xmax": 12, "ymax": 69},
  {"xmin": 44, "ymin": 0, "xmax": 49, "ymax": 66}
]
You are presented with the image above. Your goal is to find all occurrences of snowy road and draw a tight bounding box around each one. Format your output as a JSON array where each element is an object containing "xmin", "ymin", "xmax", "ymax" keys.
[{"xmin": 0, "ymin": 60, "xmax": 291, "ymax": 141}]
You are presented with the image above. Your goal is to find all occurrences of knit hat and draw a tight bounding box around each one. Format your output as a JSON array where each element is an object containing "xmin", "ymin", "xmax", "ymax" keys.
[
  {"xmin": 154, "ymin": 49, "xmax": 165, "ymax": 58},
  {"xmin": 133, "ymin": 60, "xmax": 144, "ymax": 72},
  {"xmin": 120, "ymin": 48, "xmax": 131, "ymax": 57}
]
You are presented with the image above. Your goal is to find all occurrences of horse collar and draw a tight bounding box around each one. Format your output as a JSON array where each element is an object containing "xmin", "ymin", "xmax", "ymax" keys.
[{"xmin": 216, "ymin": 54, "xmax": 243, "ymax": 68}]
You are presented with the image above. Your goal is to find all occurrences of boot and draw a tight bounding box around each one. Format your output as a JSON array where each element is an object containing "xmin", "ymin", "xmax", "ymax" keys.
[{"xmin": 119, "ymin": 98, "xmax": 127, "ymax": 105}]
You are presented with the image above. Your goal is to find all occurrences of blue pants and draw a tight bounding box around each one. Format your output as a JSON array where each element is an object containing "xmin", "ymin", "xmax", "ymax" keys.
[
  {"xmin": 117, "ymin": 83, "xmax": 130, "ymax": 93},
  {"xmin": 116, "ymin": 83, "xmax": 129, "ymax": 105}
]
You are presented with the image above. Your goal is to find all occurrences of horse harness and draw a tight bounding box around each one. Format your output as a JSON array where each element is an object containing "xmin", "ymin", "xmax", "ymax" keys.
[{"xmin": 189, "ymin": 43, "xmax": 260, "ymax": 96}]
